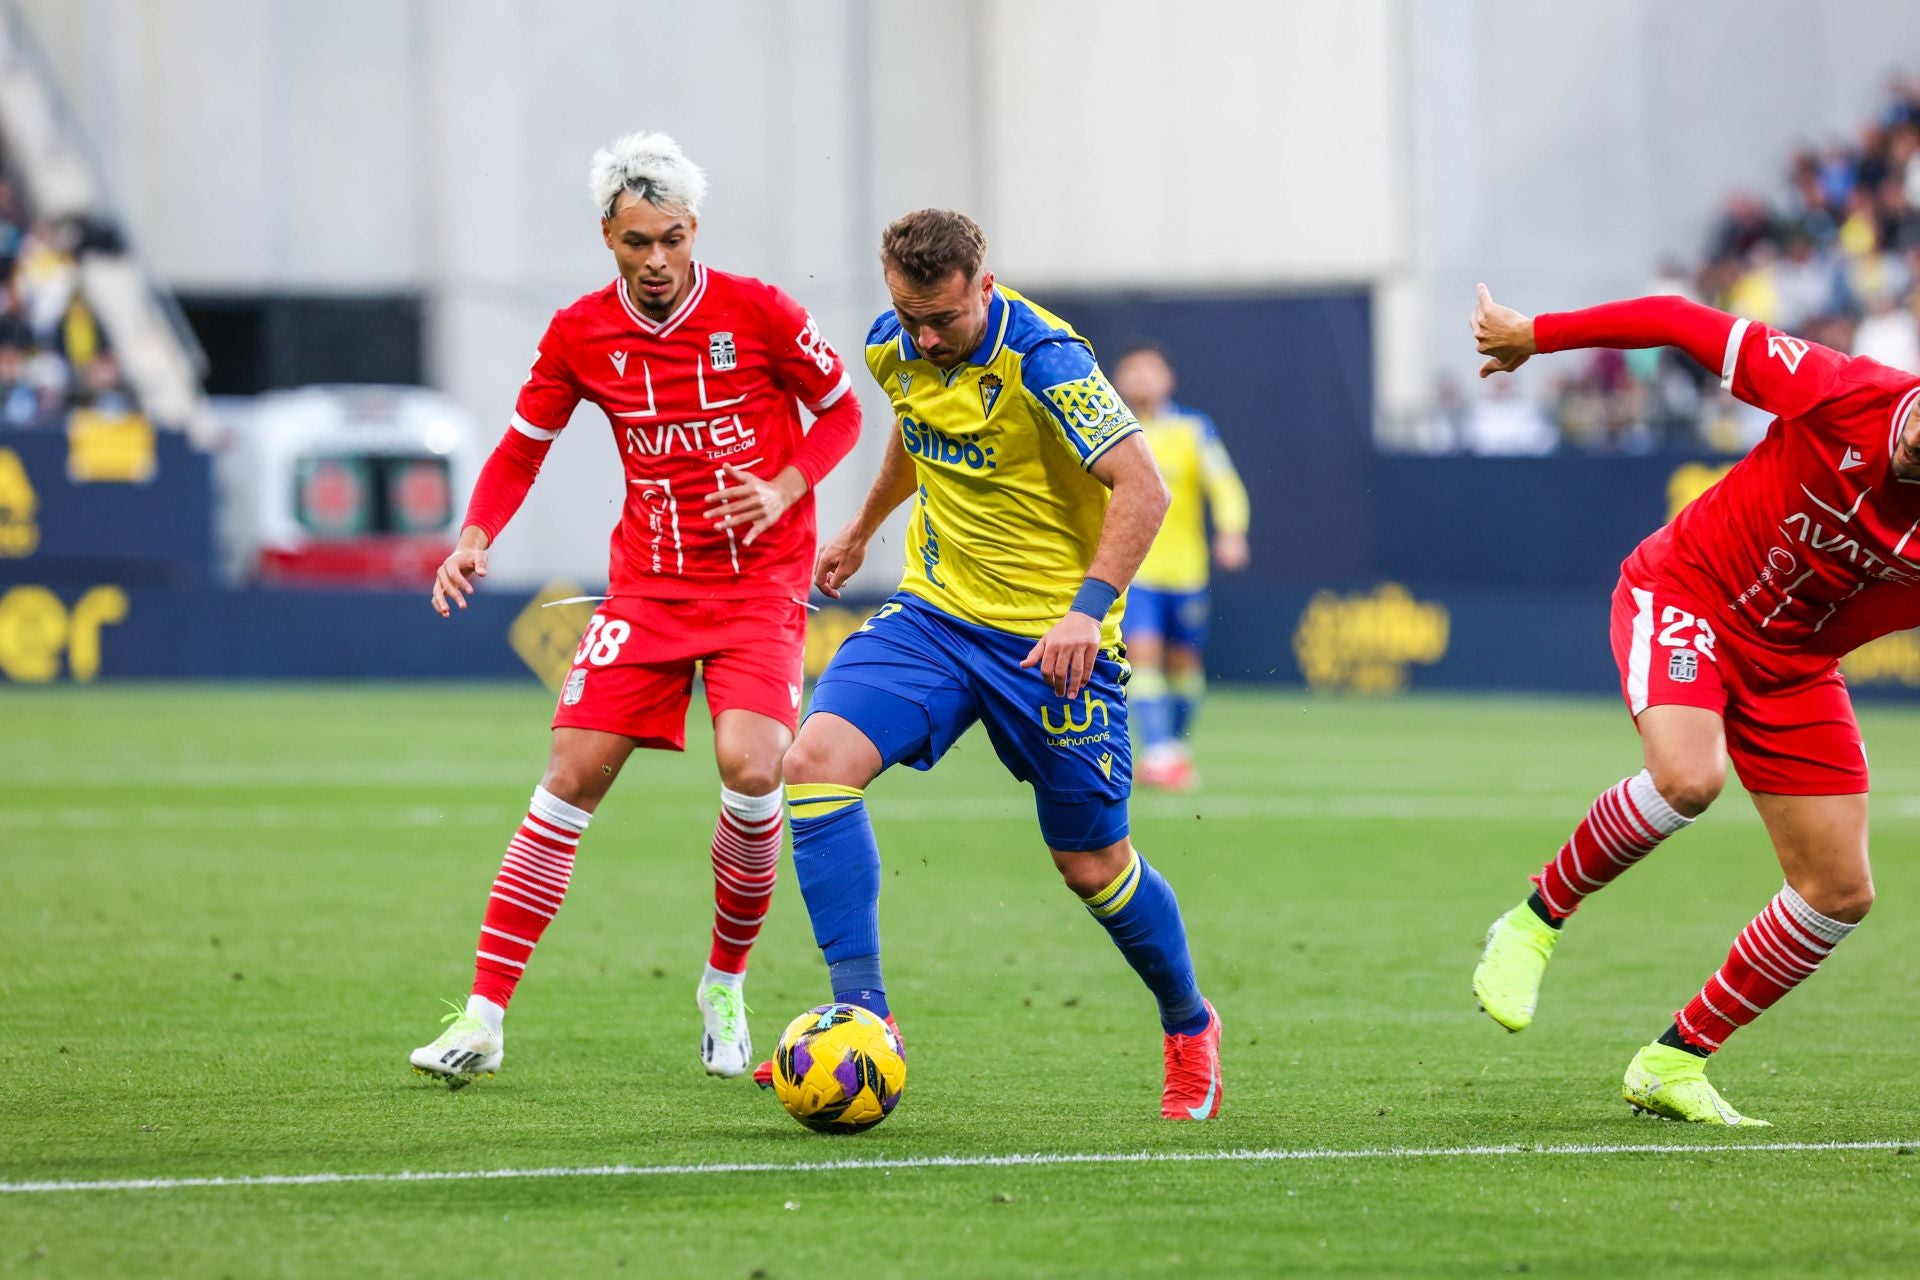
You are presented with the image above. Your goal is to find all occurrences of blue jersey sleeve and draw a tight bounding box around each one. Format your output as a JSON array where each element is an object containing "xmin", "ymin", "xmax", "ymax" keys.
[{"xmin": 1023, "ymin": 339, "xmax": 1140, "ymax": 468}]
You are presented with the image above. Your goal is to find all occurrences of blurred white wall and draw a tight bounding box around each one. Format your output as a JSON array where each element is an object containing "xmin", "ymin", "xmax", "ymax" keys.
[
  {"xmin": 24, "ymin": 0, "xmax": 1407, "ymax": 586},
  {"xmin": 979, "ymin": 0, "xmax": 1403, "ymax": 287},
  {"xmin": 22, "ymin": 0, "xmax": 1920, "ymax": 578}
]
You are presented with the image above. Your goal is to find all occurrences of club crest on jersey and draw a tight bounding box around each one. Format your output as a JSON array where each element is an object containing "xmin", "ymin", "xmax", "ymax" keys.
[
  {"xmin": 609, "ymin": 351, "xmax": 628, "ymax": 378},
  {"xmin": 708, "ymin": 332, "xmax": 737, "ymax": 372},
  {"xmin": 979, "ymin": 372, "xmax": 1004, "ymax": 417},
  {"xmin": 1668, "ymin": 649, "xmax": 1699, "ymax": 684},
  {"xmin": 1767, "ymin": 334, "xmax": 1809, "ymax": 374},
  {"xmin": 562, "ymin": 668, "xmax": 588, "ymax": 705},
  {"xmin": 897, "ymin": 371, "xmax": 914, "ymax": 395}
]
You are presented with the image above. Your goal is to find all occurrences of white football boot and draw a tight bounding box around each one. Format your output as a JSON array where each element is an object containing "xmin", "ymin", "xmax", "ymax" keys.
[
  {"xmin": 410, "ymin": 1001, "xmax": 504, "ymax": 1091},
  {"xmin": 696, "ymin": 978, "xmax": 753, "ymax": 1078}
]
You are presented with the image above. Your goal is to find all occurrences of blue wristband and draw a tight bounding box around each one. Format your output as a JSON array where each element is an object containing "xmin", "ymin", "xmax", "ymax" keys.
[{"xmin": 1069, "ymin": 577, "xmax": 1119, "ymax": 621}]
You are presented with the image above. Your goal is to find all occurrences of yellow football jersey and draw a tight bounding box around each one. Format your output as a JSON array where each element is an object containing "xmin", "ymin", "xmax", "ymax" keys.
[
  {"xmin": 865, "ymin": 286, "xmax": 1139, "ymax": 645},
  {"xmin": 1135, "ymin": 406, "xmax": 1250, "ymax": 592}
]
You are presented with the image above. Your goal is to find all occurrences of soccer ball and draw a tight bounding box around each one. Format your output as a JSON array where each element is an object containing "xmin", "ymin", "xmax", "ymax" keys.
[{"xmin": 770, "ymin": 1003, "xmax": 906, "ymax": 1133}]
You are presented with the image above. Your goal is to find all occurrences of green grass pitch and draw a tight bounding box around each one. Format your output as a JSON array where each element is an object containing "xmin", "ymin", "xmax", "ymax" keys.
[{"xmin": 4, "ymin": 684, "xmax": 1918, "ymax": 1277}]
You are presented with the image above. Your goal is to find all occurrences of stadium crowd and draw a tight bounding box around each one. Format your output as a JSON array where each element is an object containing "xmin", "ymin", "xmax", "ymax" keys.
[
  {"xmin": 1419, "ymin": 72, "xmax": 1920, "ymax": 456},
  {"xmin": 0, "ymin": 173, "xmax": 134, "ymax": 431}
]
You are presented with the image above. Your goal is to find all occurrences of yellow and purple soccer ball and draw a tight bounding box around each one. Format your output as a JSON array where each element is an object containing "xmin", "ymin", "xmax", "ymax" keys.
[{"xmin": 770, "ymin": 1003, "xmax": 906, "ymax": 1133}]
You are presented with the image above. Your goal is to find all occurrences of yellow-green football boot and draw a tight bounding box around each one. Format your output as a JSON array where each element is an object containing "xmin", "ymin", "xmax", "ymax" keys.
[
  {"xmin": 1622, "ymin": 1042, "xmax": 1770, "ymax": 1126},
  {"xmin": 1472, "ymin": 902, "xmax": 1559, "ymax": 1031}
]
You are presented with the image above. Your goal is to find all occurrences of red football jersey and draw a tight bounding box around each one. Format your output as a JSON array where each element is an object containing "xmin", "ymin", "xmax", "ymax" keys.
[
  {"xmin": 1625, "ymin": 318, "xmax": 1920, "ymax": 683},
  {"xmin": 513, "ymin": 263, "xmax": 854, "ymax": 600}
]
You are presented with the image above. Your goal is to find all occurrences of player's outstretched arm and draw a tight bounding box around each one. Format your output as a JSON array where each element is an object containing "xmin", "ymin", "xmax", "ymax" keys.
[
  {"xmin": 1022, "ymin": 434, "xmax": 1170, "ymax": 699},
  {"xmin": 1478, "ymin": 283, "xmax": 1744, "ymax": 380},
  {"xmin": 815, "ymin": 426, "xmax": 918, "ymax": 599}
]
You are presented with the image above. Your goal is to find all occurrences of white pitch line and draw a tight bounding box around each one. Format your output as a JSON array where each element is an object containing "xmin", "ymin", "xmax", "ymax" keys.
[{"xmin": 5, "ymin": 1139, "xmax": 1912, "ymax": 1196}]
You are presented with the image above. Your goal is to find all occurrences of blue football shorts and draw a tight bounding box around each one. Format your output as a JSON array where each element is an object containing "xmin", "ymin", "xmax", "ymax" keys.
[
  {"xmin": 1123, "ymin": 585, "xmax": 1211, "ymax": 651},
  {"xmin": 807, "ymin": 593, "xmax": 1132, "ymax": 852}
]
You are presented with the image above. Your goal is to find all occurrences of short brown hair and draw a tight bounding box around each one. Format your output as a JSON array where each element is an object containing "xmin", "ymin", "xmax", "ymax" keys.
[{"xmin": 879, "ymin": 209, "xmax": 987, "ymax": 287}]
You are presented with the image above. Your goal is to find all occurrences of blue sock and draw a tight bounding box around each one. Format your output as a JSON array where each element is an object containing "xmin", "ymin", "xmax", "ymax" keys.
[
  {"xmin": 1079, "ymin": 849, "xmax": 1207, "ymax": 1034},
  {"xmin": 1169, "ymin": 667, "xmax": 1205, "ymax": 741},
  {"xmin": 827, "ymin": 954, "xmax": 888, "ymax": 1020},
  {"xmin": 787, "ymin": 783, "xmax": 888, "ymax": 1019},
  {"xmin": 1132, "ymin": 668, "xmax": 1175, "ymax": 750}
]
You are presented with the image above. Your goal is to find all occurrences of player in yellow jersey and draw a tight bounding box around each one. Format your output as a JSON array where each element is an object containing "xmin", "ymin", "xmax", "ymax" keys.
[
  {"xmin": 1110, "ymin": 342, "xmax": 1251, "ymax": 791},
  {"xmin": 755, "ymin": 210, "xmax": 1224, "ymax": 1119}
]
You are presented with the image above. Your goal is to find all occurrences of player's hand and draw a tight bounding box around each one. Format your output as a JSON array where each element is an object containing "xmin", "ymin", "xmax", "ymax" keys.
[
  {"xmin": 1472, "ymin": 283, "xmax": 1537, "ymax": 377},
  {"xmin": 431, "ymin": 543, "xmax": 488, "ymax": 617},
  {"xmin": 1212, "ymin": 531, "xmax": 1250, "ymax": 572},
  {"xmin": 814, "ymin": 520, "xmax": 869, "ymax": 599},
  {"xmin": 707, "ymin": 464, "xmax": 808, "ymax": 547},
  {"xmin": 1022, "ymin": 611, "xmax": 1102, "ymax": 700}
]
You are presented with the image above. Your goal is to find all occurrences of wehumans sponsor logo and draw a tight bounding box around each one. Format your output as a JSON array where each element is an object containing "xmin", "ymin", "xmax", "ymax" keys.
[
  {"xmin": 1047, "ymin": 730, "xmax": 1111, "ymax": 748},
  {"xmin": 1041, "ymin": 691, "xmax": 1111, "ymax": 747},
  {"xmin": 902, "ymin": 416, "xmax": 996, "ymax": 471}
]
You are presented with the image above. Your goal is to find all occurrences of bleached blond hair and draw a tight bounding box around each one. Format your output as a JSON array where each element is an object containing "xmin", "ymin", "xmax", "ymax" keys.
[{"xmin": 589, "ymin": 131, "xmax": 708, "ymax": 219}]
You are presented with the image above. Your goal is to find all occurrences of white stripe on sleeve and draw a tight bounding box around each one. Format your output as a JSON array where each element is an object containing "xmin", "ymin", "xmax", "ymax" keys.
[
  {"xmin": 511, "ymin": 412, "xmax": 560, "ymax": 442},
  {"xmin": 806, "ymin": 371, "xmax": 854, "ymax": 414},
  {"xmin": 1719, "ymin": 318, "xmax": 1750, "ymax": 391}
]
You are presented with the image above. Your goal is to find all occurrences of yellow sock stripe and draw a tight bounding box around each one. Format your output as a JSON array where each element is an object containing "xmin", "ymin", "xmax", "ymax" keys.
[
  {"xmin": 1082, "ymin": 851, "xmax": 1142, "ymax": 918},
  {"xmin": 786, "ymin": 782, "xmax": 865, "ymax": 819}
]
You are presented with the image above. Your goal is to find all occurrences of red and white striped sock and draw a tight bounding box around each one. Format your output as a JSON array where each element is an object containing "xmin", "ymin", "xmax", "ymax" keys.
[
  {"xmin": 470, "ymin": 786, "xmax": 590, "ymax": 1011},
  {"xmin": 1532, "ymin": 770, "xmax": 1691, "ymax": 919},
  {"xmin": 707, "ymin": 786, "xmax": 783, "ymax": 975},
  {"xmin": 1674, "ymin": 884, "xmax": 1856, "ymax": 1052}
]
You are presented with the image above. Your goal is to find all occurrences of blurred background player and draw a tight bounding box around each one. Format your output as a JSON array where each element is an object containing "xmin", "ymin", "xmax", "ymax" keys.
[
  {"xmin": 764, "ymin": 210, "xmax": 1225, "ymax": 1120},
  {"xmin": 1469, "ymin": 282, "xmax": 1920, "ymax": 1125},
  {"xmin": 1110, "ymin": 341, "xmax": 1251, "ymax": 790},
  {"xmin": 410, "ymin": 132, "xmax": 861, "ymax": 1087}
]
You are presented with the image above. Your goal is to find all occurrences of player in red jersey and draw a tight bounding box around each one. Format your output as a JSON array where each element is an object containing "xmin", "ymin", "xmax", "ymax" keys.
[
  {"xmin": 408, "ymin": 132, "xmax": 861, "ymax": 1088},
  {"xmin": 1468, "ymin": 283, "xmax": 1920, "ymax": 1125}
]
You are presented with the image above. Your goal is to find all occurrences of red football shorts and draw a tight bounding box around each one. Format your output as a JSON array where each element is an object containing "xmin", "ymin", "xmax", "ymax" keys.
[
  {"xmin": 551, "ymin": 594, "xmax": 806, "ymax": 751},
  {"xmin": 1608, "ymin": 576, "xmax": 1867, "ymax": 795}
]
